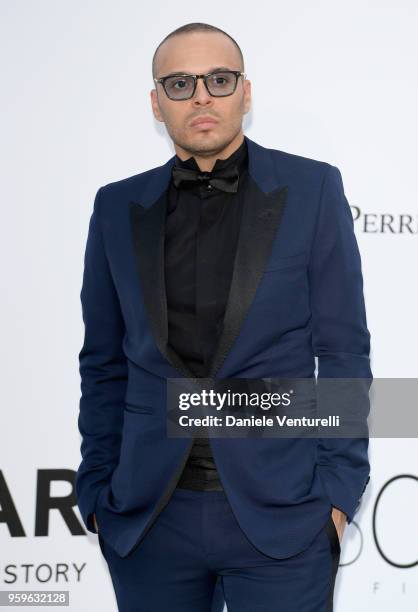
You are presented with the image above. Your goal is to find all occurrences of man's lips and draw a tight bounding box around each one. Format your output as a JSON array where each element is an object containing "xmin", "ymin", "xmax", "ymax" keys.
[{"xmin": 190, "ymin": 117, "xmax": 218, "ymax": 128}]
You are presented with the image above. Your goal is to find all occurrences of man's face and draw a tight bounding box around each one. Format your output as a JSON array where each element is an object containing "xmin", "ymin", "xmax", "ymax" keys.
[{"xmin": 151, "ymin": 32, "xmax": 251, "ymax": 156}]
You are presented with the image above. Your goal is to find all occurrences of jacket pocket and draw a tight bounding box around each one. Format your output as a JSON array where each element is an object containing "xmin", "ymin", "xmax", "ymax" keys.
[
  {"xmin": 124, "ymin": 403, "xmax": 154, "ymax": 414},
  {"xmin": 264, "ymin": 250, "xmax": 308, "ymax": 272}
]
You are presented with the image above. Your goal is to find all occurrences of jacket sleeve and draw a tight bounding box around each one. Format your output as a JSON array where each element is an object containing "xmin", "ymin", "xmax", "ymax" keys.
[
  {"xmin": 309, "ymin": 164, "xmax": 372, "ymax": 524},
  {"xmin": 75, "ymin": 186, "xmax": 127, "ymax": 533}
]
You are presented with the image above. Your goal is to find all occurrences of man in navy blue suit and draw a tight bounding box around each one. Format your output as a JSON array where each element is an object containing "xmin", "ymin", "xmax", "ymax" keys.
[{"xmin": 76, "ymin": 21, "xmax": 372, "ymax": 612}]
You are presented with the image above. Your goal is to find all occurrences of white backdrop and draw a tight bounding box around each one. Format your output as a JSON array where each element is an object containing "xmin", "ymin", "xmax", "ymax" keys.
[{"xmin": 1, "ymin": 1, "xmax": 417, "ymax": 610}]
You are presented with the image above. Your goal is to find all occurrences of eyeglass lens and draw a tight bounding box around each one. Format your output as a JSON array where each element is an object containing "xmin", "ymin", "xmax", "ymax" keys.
[{"xmin": 164, "ymin": 72, "xmax": 237, "ymax": 100}]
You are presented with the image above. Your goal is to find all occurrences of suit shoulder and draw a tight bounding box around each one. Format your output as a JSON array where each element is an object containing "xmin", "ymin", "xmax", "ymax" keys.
[
  {"xmin": 92, "ymin": 160, "xmax": 173, "ymax": 219},
  {"xmin": 99, "ymin": 163, "xmax": 167, "ymax": 198},
  {"xmin": 268, "ymin": 146, "xmax": 333, "ymax": 180}
]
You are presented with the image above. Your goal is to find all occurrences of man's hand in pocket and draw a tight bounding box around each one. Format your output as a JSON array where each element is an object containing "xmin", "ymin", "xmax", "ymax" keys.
[{"xmin": 331, "ymin": 507, "xmax": 347, "ymax": 545}]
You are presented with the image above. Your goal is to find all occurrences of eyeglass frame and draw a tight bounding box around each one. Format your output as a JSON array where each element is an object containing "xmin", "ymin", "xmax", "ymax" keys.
[{"xmin": 153, "ymin": 70, "xmax": 247, "ymax": 100}]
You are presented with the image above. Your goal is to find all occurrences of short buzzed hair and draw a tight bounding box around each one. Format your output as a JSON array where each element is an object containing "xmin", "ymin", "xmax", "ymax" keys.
[{"xmin": 152, "ymin": 22, "xmax": 245, "ymax": 79}]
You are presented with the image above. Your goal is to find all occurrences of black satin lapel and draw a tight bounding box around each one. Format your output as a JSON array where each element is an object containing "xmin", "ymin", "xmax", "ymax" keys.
[
  {"xmin": 129, "ymin": 194, "xmax": 194, "ymax": 379},
  {"xmin": 207, "ymin": 177, "xmax": 289, "ymax": 379}
]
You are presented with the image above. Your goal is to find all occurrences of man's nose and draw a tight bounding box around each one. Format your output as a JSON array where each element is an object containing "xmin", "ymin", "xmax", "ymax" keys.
[{"xmin": 192, "ymin": 77, "xmax": 212, "ymax": 103}]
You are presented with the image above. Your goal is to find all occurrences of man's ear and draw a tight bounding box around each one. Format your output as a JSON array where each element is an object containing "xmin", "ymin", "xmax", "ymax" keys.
[
  {"xmin": 150, "ymin": 89, "xmax": 164, "ymax": 123},
  {"xmin": 243, "ymin": 79, "xmax": 252, "ymax": 115}
]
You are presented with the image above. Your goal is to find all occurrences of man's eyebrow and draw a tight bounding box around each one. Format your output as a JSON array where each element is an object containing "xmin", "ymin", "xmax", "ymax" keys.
[{"xmin": 161, "ymin": 66, "xmax": 235, "ymax": 77}]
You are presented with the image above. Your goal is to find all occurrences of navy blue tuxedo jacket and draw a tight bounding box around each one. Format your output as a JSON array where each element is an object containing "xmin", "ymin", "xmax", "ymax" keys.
[{"xmin": 75, "ymin": 135, "xmax": 372, "ymax": 559}]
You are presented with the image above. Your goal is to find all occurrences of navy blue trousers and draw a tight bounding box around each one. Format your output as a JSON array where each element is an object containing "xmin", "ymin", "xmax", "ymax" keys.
[{"xmin": 98, "ymin": 487, "xmax": 340, "ymax": 611}]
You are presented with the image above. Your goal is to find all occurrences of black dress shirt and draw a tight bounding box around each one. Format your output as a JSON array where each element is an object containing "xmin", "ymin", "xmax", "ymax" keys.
[{"xmin": 164, "ymin": 137, "xmax": 249, "ymax": 490}]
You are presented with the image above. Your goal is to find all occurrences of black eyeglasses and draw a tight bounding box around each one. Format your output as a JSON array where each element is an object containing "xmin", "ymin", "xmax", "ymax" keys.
[{"xmin": 153, "ymin": 70, "xmax": 246, "ymax": 101}]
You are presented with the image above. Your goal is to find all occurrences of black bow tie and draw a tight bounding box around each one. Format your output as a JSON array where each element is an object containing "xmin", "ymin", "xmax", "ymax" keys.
[{"xmin": 172, "ymin": 164, "xmax": 239, "ymax": 193}]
